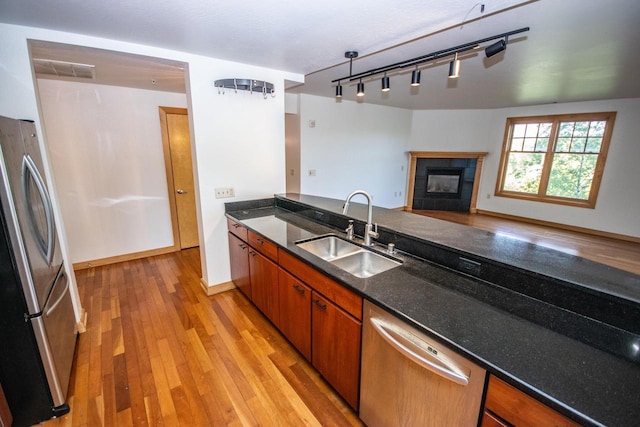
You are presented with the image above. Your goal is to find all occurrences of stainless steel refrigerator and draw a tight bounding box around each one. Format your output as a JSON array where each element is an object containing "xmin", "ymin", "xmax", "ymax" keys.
[{"xmin": 0, "ymin": 115, "xmax": 77, "ymax": 426}]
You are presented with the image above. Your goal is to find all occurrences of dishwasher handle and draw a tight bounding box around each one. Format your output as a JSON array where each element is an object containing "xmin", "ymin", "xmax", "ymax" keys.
[{"xmin": 370, "ymin": 316, "xmax": 469, "ymax": 386}]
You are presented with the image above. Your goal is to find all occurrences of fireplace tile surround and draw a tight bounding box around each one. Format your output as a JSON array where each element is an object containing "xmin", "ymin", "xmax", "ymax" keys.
[{"xmin": 406, "ymin": 151, "xmax": 488, "ymax": 213}]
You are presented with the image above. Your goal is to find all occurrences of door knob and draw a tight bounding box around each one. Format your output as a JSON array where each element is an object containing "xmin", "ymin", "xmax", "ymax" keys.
[{"xmin": 176, "ymin": 189, "xmax": 186, "ymax": 194}]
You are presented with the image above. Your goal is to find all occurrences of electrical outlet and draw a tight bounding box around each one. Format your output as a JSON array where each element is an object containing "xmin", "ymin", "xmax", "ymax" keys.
[
  {"xmin": 308, "ymin": 169, "xmax": 316, "ymax": 176},
  {"xmin": 215, "ymin": 187, "xmax": 235, "ymax": 198}
]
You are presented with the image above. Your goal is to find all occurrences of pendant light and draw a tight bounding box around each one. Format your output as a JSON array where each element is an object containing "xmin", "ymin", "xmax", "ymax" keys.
[
  {"xmin": 357, "ymin": 79, "xmax": 365, "ymax": 97},
  {"xmin": 335, "ymin": 81, "xmax": 343, "ymax": 98},
  {"xmin": 448, "ymin": 53, "xmax": 461, "ymax": 79},
  {"xmin": 381, "ymin": 73, "xmax": 390, "ymax": 92},
  {"xmin": 410, "ymin": 67, "xmax": 421, "ymax": 86}
]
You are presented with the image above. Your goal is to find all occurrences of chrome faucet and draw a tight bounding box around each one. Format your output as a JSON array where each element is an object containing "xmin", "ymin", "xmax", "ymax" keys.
[{"xmin": 342, "ymin": 190, "xmax": 379, "ymax": 246}]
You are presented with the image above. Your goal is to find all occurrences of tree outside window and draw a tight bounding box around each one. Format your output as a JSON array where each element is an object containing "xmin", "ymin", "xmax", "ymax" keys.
[{"xmin": 495, "ymin": 112, "xmax": 616, "ymax": 208}]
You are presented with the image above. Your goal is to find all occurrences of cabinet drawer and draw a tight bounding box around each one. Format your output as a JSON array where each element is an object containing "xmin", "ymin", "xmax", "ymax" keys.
[
  {"xmin": 227, "ymin": 217, "xmax": 248, "ymax": 241},
  {"xmin": 484, "ymin": 376, "xmax": 581, "ymax": 427},
  {"xmin": 279, "ymin": 250, "xmax": 362, "ymax": 321},
  {"xmin": 248, "ymin": 230, "xmax": 278, "ymax": 262}
]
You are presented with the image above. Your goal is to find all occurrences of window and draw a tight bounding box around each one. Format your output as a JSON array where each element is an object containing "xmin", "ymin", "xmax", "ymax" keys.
[{"xmin": 495, "ymin": 112, "xmax": 616, "ymax": 208}]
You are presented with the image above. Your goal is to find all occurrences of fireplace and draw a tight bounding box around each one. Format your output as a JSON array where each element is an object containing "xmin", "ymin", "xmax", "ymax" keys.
[
  {"xmin": 425, "ymin": 168, "xmax": 464, "ymax": 198},
  {"xmin": 407, "ymin": 152, "xmax": 487, "ymax": 213}
]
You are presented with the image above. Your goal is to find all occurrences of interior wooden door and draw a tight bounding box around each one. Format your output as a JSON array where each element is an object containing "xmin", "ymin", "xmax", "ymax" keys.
[{"xmin": 159, "ymin": 107, "xmax": 199, "ymax": 249}]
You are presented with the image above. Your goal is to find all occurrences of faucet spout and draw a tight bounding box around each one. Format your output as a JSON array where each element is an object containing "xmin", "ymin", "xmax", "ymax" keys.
[{"xmin": 342, "ymin": 190, "xmax": 378, "ymax": 245}]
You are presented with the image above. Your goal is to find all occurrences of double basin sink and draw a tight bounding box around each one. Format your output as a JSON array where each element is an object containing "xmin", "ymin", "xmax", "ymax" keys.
[{"xmin": 296, "ymin": 235, "xmax": 401, "ymax": 278}]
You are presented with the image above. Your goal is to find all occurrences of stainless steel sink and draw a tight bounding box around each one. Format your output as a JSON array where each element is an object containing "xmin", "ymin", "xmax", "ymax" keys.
[
  {"xmin": 330, "ymin": 250, "xmax": 401, "ymax": 278},
  {"xmin": 296, "ymin": 235, "xmax": 401, "ymax": 278},
  {"xmin": 296, "ymin": 235, "xmax": 361, "ymax": 261}
]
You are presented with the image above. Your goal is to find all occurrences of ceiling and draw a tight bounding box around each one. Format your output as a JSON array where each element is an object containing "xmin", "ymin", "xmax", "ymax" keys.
[{"xmin": 2, "ymin": 0, "xmax": 640, "ymax": 109}]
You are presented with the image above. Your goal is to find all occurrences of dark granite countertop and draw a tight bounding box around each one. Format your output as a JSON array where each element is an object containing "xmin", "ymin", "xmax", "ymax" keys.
[{"xmin": 225, "ymin": 194, "xmax": 640, "ymax": 427}]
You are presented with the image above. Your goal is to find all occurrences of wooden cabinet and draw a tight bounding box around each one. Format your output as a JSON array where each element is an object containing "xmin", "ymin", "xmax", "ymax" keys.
[
  {"xmin": 0, "ymin": 382, "xmax": 12, "ymax": 427},
  {"xmin": 248, "ymin": 249, "xmax": 279, "ymax": 326},
  {"xmin": 227, "ymin": 218, "xmax": 362, "ymax": 410},
  {"xmin": 311, "ymin": 292, "xmax": 362, "ymax": 410},
  {"xmin": 278, "ymin": 269, "xmax": 311, "ymax": 360},
  {"xmin": 228, "ymin": 232, "xmax": 251, "ymax": 299},
  {"xmin": 248, "ymin": 230, "xmax": 278, "ymax": 262},
  {"xmin": 483, "ymin": 375, "xmax": 581, "ymax": 427},
  {"xmin": 227, "ymin": 217, "xmax": 248, "ymax": 241},
  {"xmin": 279, "ymin": 250, "xmax": 362, "ymax": 409}
]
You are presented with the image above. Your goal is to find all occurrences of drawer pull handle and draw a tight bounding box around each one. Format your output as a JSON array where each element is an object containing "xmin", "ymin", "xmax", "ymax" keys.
[
  {"xmin": 293, "ymin": 284, "xmax": 305, "ymax": 294},
  {"xmin": 233, "ymin": 223, "xmax": 241, "ymax": 228},
  {"xmin": 239, "ymin": 244, "xmax": 247, "ymax": 249},
  {"xmin": 249, "ymin": 251, "xmax": 256, "ymax": 257},
  {"xmin": 256, "ymin": 238, "xmax": 264, "ymax": 244},
  {"xmin": 312, "ymin": 299, "xmax": 327, "ymax": 310}
]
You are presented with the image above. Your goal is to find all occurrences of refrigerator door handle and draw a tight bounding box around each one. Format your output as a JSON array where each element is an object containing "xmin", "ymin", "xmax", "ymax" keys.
[
  {"xmin": 21, "ymin": 154, "xmax": 56, "ymax": 265},
  {"xmin": 45, "ymin": 272, "xmax": 69, "ymax": 317}
]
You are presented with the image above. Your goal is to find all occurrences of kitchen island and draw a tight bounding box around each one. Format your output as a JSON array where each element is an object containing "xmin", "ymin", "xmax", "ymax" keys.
[{"xmin": 225, "ymin": 193, "xmax": 640, "ymax": 427}]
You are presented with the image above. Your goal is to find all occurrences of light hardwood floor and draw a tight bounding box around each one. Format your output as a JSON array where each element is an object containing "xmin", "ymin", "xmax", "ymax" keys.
[
  {"xmin": 43, "ymin": 248, "xmax": 362, "ymax": 427},
  {"xmin": 414, "ymin": 210, "xmax": 640, "ymax": 275}
]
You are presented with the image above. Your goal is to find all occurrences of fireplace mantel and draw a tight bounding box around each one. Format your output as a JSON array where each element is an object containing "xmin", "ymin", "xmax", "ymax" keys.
[{"xmin": 406, "ymin": 151, "xmax": 488, "ymax": 213}]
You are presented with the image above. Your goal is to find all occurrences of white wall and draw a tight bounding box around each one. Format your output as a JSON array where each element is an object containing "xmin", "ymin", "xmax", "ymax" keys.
[
  {"xmin": 37, "ymin": 79, "xmax": 187, "ymax": 263},
  {"xmin": 409, "ymin": 99, "xmax": 640, "ymax": 237},
  {"xmin": 285, "ymin": 93, "xmax": 301, "ymax": 193},
  {"xmin": 299, "ymin": 94, "xmax": 412, "ymax": 208},
  {"xmin": 0, "ymin": 23, "xmax": 303, "ymax": 309}
]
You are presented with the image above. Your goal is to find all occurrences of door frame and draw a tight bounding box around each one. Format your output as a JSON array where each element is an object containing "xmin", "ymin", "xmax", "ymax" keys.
[{"xmin": 159, "ymin": 106, "xmax": 194, "ymax": 252}]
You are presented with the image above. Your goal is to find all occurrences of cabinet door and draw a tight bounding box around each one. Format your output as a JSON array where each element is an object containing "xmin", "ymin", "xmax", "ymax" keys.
[
  {"xmin": 249, "ymin": 249, "xmax": 280, "ymax": 326},
  {"xmin": 278, "ymin": 269, "xmax": 311, "ymax": 361},
  {"xmin": 228, "ymin": 232, "xmax": 251, "ymax": 299},
  {"xmin": 311, "ymin": 292, "xmax": 361, "ymax": 410}
]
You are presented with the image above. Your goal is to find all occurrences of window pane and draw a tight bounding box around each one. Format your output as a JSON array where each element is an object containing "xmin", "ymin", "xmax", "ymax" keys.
[
  {"xmin": 513, "ymin": 124, "xmax": 526, "ymax": 138},
  {"xmin": 559, "ymin": 122, "xmax": 574, "ymax": 137},
  {"xmin": 511, "ymin": 137, "xmax": 524, "ymax": 151},
  {"xmin": 522, "ymin": 138, "xmax": 537, "ymax": 151},
  {"xmin": 556, "ymin": 137, "xmax": 571, "ymax": 152},
  {"xmin": 573, "ymin": 121, "xmax": 590, "ymax": 137},
  {"xmin": 535, "ymin": 138, "xmax": 549, "ymax": 152},
  {"xmin": 525, "ymin": 124, "xmax": 539, "ymax": 138},
  {"xmin": 504, "ymin": 153, "xmax": 544, "ymax": 194},
  {"xmin": 570, "ymin": 137, "xmax": 586, "ymax": 152},
  {"xmin": 589, "ymin": 121, "xmax": 606, "ymax": 137},
  {"xmin": 538, "ymin": 123, "xmax": 552, "ymax": 137},
  {"xmin": 585, "ymin": 137, "xmax": 602, "ymax": 153},
  {"xmin": 546, "ymin": 153, "xmax": 597, "ymax": 200}
]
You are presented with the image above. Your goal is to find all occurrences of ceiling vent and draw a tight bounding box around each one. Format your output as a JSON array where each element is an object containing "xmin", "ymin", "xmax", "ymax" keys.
[{"xmin": 33, "ymin": 58, "xmax": 95, "ymax": 79}]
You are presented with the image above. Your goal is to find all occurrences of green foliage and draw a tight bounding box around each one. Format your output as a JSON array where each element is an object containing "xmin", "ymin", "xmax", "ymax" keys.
[
  {"xmin": 504, "ymin": 153, "xmax": 544, "ymax": 193},
  {"xmin": 546, "ymin": 154, "xmax": 597, "ymax": 199}
]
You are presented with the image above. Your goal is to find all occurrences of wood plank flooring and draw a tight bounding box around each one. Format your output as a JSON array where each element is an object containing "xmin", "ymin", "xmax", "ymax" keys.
[
  {"xmin": 414, "ymin": 210, "xmax": 640, "ymax": 275},
  {"xmin": 43, "ymin": 248, "xmax": 362, "ymax": 426}
]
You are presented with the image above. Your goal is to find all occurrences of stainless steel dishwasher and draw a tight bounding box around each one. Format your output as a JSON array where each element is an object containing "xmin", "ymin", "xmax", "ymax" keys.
[{"xmin": 360, "ymin": 301, "xmax": 486, "ymax": 426}]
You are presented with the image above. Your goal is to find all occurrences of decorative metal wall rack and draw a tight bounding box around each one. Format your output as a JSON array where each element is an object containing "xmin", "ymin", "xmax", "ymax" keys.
[{"xmin": 214, "ymin": 78, "xmax": 275, "ymax": 99}]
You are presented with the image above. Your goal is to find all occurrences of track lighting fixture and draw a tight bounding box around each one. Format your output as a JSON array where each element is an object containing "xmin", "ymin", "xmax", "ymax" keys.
[
  {"xmin": 357, "ymin": 79, "xmax": 365, "ymax": 97},
  {"xmin": 381, "ymin": 74, "xmax": 390, "ymax": 92},
  {"xmin": 448, "ymin": 53, "xmax": 461, "ymax": 79},
  {"xmin": 331, "ymin": 27, "xmax": 529, "ymax": 97},
  {"xmin": 410, "ymin": 67, "xmax": 421, "ymax": 86},
  {"xmin": 485, "ymin": 36, "xmax": 508, "ymax": 58}
]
